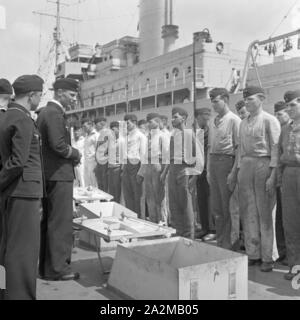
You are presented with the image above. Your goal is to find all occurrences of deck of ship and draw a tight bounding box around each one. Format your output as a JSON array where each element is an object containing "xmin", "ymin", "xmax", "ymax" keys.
[{"xmin": 36, "ymin": 240, "xmax": 300, "ymax": 301}]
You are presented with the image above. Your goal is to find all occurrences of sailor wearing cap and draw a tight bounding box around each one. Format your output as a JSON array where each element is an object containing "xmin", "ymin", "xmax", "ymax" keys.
[
  {"xmin": 238, "ymin": 86, "xmax": 281, "ymax": 272},
  {"xmin": 37, "ymin": 77, "xmax": 82, "ymax": 281},
  {"xmin": 122, "ymin": 114, "xmax": 147, "ymax": 217},
  {"xmin": 160, "ymin": 107, "xmax": 201, "ymax": 239},
  {"xmin": 235, "ymin": 100, "xmax": 249, "ymax": 120},
  {"xmin": 107, "ymin": 121, "xmax": 125, "ymax": 204},
  {"xmin": 158, "ymin": 115, "xmax": 171, "ymax": 225},
  {"xmin": 278, "ymin": 90, "xmax": 300, "ymax": 280},
  {"xmin": 0, "ymin": 75, "xmax": 44, "ymax": 300},
  {"xmin": 274, "ymin": 101, "xmax": 290, "ymax": 127},
  {"xmin": 208, "ymin": 88, "xmax": 241, "ymax": 250},
  {"xmin": 95, "ymin": 116, "xmax": 110, "ymax": 193},
  {"xmin": 137, "ymin": 113, "xmax": 169, "ymax": 224},
  {"xmin": 274, "ymin": 101, "xmax": 290, "ymax": 265},
  {"xmin": 194, "ymin": 108, "xmax": 214, "ymax": 239}
]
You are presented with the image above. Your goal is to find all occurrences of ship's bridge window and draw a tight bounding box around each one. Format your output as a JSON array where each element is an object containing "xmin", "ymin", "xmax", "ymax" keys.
[
  {"xmin": 146, "ymin": 78, "xmax": 150, "ymax": 91},
  {"xmin": 172, "ymin": 67, "xmax": 179, "ymax": 77},
  {"xmin": 216, "ymin": 42, "xmax": 224, "ymax": 54}
]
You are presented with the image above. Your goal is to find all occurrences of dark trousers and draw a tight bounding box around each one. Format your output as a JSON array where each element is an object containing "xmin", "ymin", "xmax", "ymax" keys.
[
  {"xmin": 95, "ymin": 163, "xmax": 108, "ymax": 192},
  {"xmin": 39, "ymin": 181, "xmax": 73, "ymax": 278},
  {"xmin": 108, "ymin": 166, "xmax": 122, "ymax": 203},
  {"xmin": 276, "ymin": 187, "xmax": 286, "ymax": 259},
  {"xmin": 0, "ymin": 197, "xmax": 40, "ymax": 300},
  {"xmin": 209, "ymin": 155, "xmax": 234, "ymax": 250},
  {"xmin": 122, "ymin": 163, "xmax": 142, "ymax": 217},
  {"xmin": 168, "ymin": 165, "xmax": 195, "ymax": 239},
  {"xmin": 282, "ymin": 167, "xmax": 300, "ymax": 268},
  {"xmin": 196, "ymin": 171, "xmax": 210, "ymax": 232}
]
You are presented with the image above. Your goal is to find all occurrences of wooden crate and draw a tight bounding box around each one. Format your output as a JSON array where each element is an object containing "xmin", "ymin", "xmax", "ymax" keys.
[{"xmin": 108, "ymin": 237, "xmax": 248, "ymax": 300}]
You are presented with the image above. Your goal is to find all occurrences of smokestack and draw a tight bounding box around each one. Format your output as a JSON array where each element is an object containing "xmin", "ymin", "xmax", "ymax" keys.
[
  {"xmin": 139, "ymin": 0, "xmax": 165, "ymax": 62},
  {"xmin": 165, "ymin": 0, "xmax": 168, "ymax": 25},
  {"xmin": 162, "ymin": 0, "xmax": 179, "ymax": 54},
  {"xmin": 170, "ymin": 0, "xmax": 173, "ymax": 24}
]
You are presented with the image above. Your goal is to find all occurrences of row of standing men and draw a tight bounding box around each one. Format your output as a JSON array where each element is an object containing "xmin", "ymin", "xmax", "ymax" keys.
[
  {"xmin": 1, "ymin": 74, "xmax": 300, "ymax": 299},
  {"xmin": 69, "ymin": 84, "xmax": 300, "ymax": 280},
  {"xmin": 72, "ymin": 87, "xmax": 300, "ymax": 280}
]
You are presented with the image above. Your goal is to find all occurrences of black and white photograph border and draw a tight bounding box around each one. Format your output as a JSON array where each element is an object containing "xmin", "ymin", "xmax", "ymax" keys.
[{"xmin": 0, "ymin": 0, "xmax": 300, "ymax": 302}]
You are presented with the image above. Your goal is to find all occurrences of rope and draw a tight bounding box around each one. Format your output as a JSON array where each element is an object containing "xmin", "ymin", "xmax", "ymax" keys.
[{"xmin": 269, "ymin": 0, "xmax": 300, "ymax": 38}]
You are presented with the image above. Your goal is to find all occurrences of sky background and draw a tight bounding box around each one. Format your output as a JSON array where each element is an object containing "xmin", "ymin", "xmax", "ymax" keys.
[{"xmin": 1, "ymin": 0, "xmax": 300, "ymax": 82}]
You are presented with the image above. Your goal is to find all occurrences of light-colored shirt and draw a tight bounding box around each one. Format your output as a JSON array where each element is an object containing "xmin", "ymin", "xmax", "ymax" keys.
[
  {"xmin": 239, "ymin": 111, "xmax": 281, "ymax": 168},
  {"xmin": 84, "ymin": 129, "xmax": 98, "ymax": 162},
  {"xmin": 138, "ymin": 128, "xmax": 170, "ymax": 177},
  {"xmin": 74, "ymin": 136, "xmax": 85, "ymax": 162},
  {"xmin": 124, "ymin": 128, "xmax": 147, "ymax": 164},
  {"xmin": 169, "ymin": 128, "xmax": 204, "ymax": 176},
  {"xmin": 147, "ymin": 129, "xmax": 170, "ymax": 163},
  {"xmin": 95, "ymin": 127, "xmax": 111, "ymax": 165},
  {"xmin": 108, "ymin": 134, "xmax": 125, "ymax": 168},
  {"xmin": 209, "ymin": 111, "xmax": 241, "ymax": 156}
]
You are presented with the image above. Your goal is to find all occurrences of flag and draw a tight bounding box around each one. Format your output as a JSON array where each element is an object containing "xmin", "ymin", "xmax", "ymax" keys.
[{"xmin": 0, "ymin": 5, "xmax": 6, "ymax": 30}]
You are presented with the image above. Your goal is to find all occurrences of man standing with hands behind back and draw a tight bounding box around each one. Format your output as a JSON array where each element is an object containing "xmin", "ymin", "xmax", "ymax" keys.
[{"xmin": 38, "ymin": 78, "xmax": 82, "ymax": 281}]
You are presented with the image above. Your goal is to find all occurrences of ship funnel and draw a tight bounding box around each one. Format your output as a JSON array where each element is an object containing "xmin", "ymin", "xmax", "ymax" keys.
[
  {"xmin": 139, "ymin": 0, "xmax": 165, "ymax": 62},
  {"xmin": 162, "ymin": 0, "xmax": 179, "ymax": 54}
]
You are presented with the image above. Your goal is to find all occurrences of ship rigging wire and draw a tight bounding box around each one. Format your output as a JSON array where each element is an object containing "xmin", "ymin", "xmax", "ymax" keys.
[{"xmin": 269, "ymin": 0, "xmax": 300, "ymax": 38}]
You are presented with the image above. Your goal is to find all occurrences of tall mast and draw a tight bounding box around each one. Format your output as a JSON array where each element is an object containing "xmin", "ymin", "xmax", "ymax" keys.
[
  {"xmin": 33, "ymin": 1, "xmax": 81, "ymax": 75},
  {"xmin": 55, "ymin": 0, "xmax": 61, "ymax": 70}
]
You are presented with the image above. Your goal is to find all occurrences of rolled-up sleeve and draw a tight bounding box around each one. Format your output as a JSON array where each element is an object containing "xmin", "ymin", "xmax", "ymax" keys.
[
  {"xmin": 139, "ymin": 133, "xmax": 148, "ymax": 164},
  {"xmin": 268, "ymin": 117, "xmax": 281, "ymax": 168},
  {"xmin": 232, "ymin": 117, "xmax": 241, "ymax": 150},
  {"xmin": 237, "ymin": 122, "xmax": 244, "ymax": 169}
]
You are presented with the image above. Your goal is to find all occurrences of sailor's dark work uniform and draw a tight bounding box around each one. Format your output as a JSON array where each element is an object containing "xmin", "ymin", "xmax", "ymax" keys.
[
  {"xmin": 0, "ymin": 98, "xmax": 43, "ymax": 299},
  {"xmin": 37, "ymin": 78, "xmax": 81, "ymax": 280}
]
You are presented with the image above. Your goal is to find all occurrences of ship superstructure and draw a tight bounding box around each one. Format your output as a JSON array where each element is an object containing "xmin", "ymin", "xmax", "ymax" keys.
[
  {"xmin": 56, "ymin": 0, "xmax": 300, "ymax": 125},
  {"xmin": 61, "ymin": 0, "xmax": 245, "ymax": 124}
]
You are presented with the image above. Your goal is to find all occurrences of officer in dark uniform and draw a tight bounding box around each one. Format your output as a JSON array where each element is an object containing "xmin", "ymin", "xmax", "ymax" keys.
[
  {"xmin": 0, "ymin": 75, "xmax": 44, "ymax": 300},
  {"xmin": 37, "ymin": 78, "xmax": 81, "ymax": 281},
  {"xmin": 0, "ymin": 79, "xmax": 13, "ymax": 247}
]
